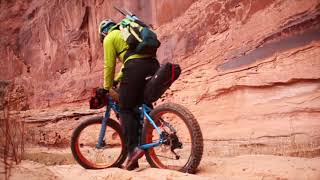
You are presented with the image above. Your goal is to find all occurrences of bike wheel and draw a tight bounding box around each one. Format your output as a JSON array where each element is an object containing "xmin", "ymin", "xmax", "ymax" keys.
[
  {"xmin": 142, "ymin": 103, "xmax": 203, "ymax": 173},
  {"xmin": 71, "ymin": 116, "xmax": 126, "ymax": 169}
]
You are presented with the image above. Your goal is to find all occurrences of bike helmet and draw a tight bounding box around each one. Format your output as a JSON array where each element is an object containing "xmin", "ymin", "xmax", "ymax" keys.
[{"xmin": 99, "ymin": 19, "xmax": 116, "ymax": 43}]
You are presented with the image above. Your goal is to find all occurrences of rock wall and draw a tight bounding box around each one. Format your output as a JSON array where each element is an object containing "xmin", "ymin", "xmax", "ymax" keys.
[
  {"xmin": 2, "ymin": 0, "xmax": 319, "ymax": 158},
  {"xmin": 157, "ymin": 0, "xmax": 320, "ymax": 154},
  {"xmin": 0, "ymin": 0, "xmax": 194, "ymax": 110}
]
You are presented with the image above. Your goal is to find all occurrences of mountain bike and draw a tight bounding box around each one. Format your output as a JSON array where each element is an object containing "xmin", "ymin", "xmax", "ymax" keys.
[{"xmin": 70, "ymin": 89, "xmax": 203, "ymax": 173}]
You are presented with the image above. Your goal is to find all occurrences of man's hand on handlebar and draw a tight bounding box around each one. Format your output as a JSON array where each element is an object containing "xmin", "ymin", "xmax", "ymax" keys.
[
  {"xmin": 89, "ymin": 88, "xmax": 109, "ymax": 109},
  {"xmin": 113, "ymin": 80, "xmax": 119, "ymax": 88}
]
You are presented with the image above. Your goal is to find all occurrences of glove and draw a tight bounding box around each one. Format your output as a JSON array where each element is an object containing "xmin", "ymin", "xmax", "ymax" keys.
[
  {"xmin": 96, "ymin": 88, "xmax": 109, "ymax": 97},
  {"xmin": 89, "ymin": 88, "xmax": 109, "ymax": 109},
  {"xmin": 112, "ymin": 80, "xmax": 119, "ymax": 88}
]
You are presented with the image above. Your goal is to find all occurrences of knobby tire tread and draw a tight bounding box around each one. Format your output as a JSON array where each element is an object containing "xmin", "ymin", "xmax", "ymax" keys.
[
  {"xmin": 142, "ymin": 103, "xmax": 203, "ymax": 174},
  {"xmin": 70, "ymin": 116, "xmax": 126, "ymax": 169}
]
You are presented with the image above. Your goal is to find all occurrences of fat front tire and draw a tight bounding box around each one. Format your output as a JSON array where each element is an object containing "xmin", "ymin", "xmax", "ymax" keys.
[{"xmin": 71, "ymin": 116, "xmax": 126, "ymax": 169}]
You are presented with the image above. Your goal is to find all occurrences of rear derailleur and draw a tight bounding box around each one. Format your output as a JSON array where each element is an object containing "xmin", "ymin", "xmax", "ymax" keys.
[{"xmin": 161, "ymin": 131, "xmax": 183, "ymax": 160}]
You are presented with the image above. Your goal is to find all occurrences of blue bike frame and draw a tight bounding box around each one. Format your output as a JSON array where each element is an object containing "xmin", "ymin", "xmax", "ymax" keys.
[{"xmin": 96, "ymin": 96, "xmax": 163, "ymax": 150}]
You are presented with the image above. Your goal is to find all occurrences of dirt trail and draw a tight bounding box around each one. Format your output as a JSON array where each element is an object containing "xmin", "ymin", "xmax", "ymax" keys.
[{"xmin": 10, "ymin": 155, "xmax": 320, "ymax": 180}]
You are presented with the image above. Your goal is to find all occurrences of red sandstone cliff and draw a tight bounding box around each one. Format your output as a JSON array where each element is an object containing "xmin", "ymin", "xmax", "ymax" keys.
[
  {"xmin": 156, "ymin": 0, "xmax": 320, "ymax": 155},
  {"xmin": 1, "ymin": 0, "xmax": 320, "ymax": 179},
  {"xmin": 1, "ymin": 0, "xmax": 319, "ymax": 112},
  {"xmin": 0, "ymin": 0, "xmax": 195, "ymax": 109}
]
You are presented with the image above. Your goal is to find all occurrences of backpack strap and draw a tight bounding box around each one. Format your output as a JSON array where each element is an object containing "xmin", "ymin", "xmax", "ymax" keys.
[
  {"xmin": 128, "ymin": 22, "xmax": 143, "ymax": 42},
  {"xmin": 117, "ymin": 48, "xmax": 127, "ymax": 57},
  {"xmin": 109, "ymin": 23, "xmax": 120, "ymax": 32},
  {"xmin": 124, "ymin": 49, "xmax": 136, "ymax": 61}
]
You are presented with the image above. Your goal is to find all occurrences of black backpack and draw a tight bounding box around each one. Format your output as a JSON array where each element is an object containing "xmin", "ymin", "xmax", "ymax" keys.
[
  {"xmin": 114, "ymin": 7, "xmax": 160, "ymax": 60},
  {"xmin": 144, "ymin": 63, "xmax": 181, "ymax": 103}
]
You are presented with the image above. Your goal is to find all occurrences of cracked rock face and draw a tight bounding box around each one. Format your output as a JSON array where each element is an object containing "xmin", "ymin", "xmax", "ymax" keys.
[
  {"xmin": 0, "ymin": 0, "xmax": 195, "ymax": 109},
  {"xmin": 1, "ymin": 0, "xmax": 320, "ymax": 163},
  {"xmin": 158, "ymin": 0, "xmax": 320, "ymax": 155}
]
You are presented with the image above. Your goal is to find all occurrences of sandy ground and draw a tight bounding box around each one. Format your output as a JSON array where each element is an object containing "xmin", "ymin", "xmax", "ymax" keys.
[{"xmin": 9, "ymin": 155, "xmax": 320, "ymax": 180}]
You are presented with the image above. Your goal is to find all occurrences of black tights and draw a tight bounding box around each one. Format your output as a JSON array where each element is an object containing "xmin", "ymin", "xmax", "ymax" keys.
[{"xmin": 119, "ymin": 58, "xmax": 159, "ymax": 154}]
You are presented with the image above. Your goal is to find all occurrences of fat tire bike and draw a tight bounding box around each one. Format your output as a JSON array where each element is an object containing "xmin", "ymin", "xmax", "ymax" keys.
[{"xmin": 70, "ymin": 89, "xmax": 203, "ymax": 173}]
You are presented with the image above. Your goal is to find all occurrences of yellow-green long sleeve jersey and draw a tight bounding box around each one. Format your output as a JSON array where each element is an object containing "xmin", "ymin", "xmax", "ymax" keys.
[{"xmin": 103, "ymin": 29, "xmax": 151, "ymax": 90}]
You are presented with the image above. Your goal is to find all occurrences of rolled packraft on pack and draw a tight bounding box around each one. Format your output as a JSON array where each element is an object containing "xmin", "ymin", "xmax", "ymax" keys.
[{"xmin": 144, "ymin": 63, "xmax": 181, "ymax": 103}]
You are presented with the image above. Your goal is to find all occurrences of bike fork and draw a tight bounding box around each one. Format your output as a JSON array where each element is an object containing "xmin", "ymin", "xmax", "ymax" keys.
[{"xmin": 96, "ymin": 106, "xmax": 111, "ymax": 149}]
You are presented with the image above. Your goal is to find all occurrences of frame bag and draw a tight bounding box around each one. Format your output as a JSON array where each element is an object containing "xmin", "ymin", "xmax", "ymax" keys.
[{"xmin": 144, "ymin": 63, "xmax": 181, "ymax": 103}]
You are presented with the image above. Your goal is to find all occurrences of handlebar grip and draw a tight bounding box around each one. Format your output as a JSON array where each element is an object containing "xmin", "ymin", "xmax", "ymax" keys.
[{"xmin": 109, "ymin": 88, "xmax": 120, "ymax": 103}]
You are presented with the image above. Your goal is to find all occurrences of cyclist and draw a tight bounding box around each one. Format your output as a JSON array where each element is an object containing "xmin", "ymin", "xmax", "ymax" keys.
[{"xmin": 98, "ymin": 19, "xmax": 159, "ymax": 170}]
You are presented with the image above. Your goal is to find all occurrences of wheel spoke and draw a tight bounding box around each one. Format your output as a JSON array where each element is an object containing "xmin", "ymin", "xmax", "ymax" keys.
[
  {"xmin": 143, "ymin": 103, "xmax": 203, "ymax": 173},
  {"xmin": 71, "ymin": 118, "xmax": 126, "ymax": 169},
  {"xmin": 145, "ymin": 109, "xmax": 192, "ymax": 170}
]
